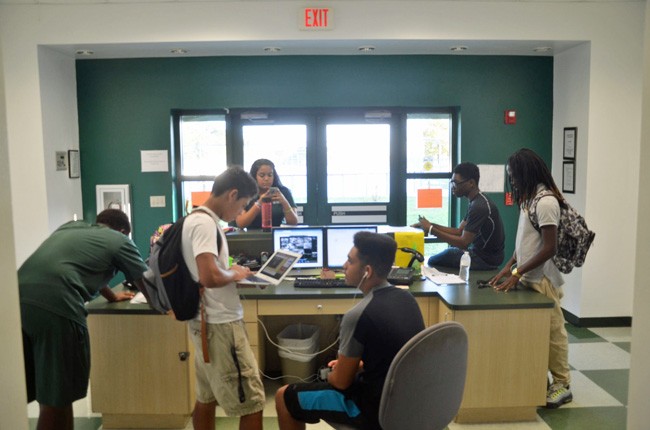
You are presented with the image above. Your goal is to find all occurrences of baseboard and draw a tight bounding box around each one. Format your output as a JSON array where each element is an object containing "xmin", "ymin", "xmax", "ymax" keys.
[{"xmin": 563, "ymin": 309, "xmax": 632, "ymax": 327}]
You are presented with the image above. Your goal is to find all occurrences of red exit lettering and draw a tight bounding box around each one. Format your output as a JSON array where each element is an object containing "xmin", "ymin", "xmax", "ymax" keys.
[{"xmin": 304, "ymin": 8, "xmax": 330, "ymax": 28}]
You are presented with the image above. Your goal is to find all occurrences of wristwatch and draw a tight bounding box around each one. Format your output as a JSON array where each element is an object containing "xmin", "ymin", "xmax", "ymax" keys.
[{"xmin": 511, "ymin": 267, "xmax": 523, "ymax": 279}]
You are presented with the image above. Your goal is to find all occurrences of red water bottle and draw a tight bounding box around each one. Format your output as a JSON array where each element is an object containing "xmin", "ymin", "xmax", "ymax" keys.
[{"xmin": 261, "ymin": 198, "xmax": 272, "ymax": 230}]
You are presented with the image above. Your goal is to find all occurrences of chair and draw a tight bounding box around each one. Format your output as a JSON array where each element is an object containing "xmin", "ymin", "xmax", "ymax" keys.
[{"xmin": 328, "ymin": 321, "xmax": 468, "ymax": 430}]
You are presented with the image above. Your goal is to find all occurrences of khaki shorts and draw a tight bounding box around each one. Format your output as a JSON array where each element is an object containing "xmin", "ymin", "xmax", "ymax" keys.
[{"xmin": 189, "ymin": 319, "xmax": 265, "ymax": 416}]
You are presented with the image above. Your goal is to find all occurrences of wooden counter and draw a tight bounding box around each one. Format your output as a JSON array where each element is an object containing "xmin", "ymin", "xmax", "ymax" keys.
[{"xmin": 87, "ymin": 271, "xmax": 553, "ymax": 427}]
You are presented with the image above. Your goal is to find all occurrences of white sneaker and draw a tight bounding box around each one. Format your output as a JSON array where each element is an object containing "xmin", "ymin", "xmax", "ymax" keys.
[{"xmin": 546, "ymin": 384, "xmax": 572, "ymax": 409}]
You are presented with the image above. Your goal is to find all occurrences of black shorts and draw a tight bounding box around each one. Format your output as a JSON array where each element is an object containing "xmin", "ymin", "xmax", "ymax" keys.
[
  {"xmin": 21, "ymin": 304, "xmax": 90, "ymax": 407},
  {"xmin": 283, "ymin": 382, "xmax": 375, "ymax": 429}
]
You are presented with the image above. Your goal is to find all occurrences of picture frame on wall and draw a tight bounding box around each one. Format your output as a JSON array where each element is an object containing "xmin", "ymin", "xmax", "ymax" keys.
[
  {"xmin": 562, "ymin": 161, "xmax": 575, "ymax": 194},
  {"xmin": 96, "ymin": 184, "xmax": 132, "ymax": 235},
  {"xmin": 563, "ymin": 127, "xmax": 577, "ymax": 160}
]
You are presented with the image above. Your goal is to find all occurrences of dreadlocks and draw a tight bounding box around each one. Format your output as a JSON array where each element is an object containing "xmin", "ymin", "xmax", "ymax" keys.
[{"xmin": 506, "ymin": 148, "xmax": 566, "ymax": 209}]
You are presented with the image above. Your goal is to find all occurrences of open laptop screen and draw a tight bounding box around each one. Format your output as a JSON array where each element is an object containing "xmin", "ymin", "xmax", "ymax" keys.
[
  {"xmin": 326, "ymin": 225, "xmax": 378, "ymax": 268},
  {"xmin": 272, "ymin": 227, "xmax": 324, "ymax": 269},
  {"xmin": 259, "ymin": 250, "xmax": 300, "ymax": 281}
]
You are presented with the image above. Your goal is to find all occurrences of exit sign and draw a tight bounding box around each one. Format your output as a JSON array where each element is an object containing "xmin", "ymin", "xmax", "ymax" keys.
[{"xmin": 300, "ymin": 7, "xmax": 333, "ymax": 30}]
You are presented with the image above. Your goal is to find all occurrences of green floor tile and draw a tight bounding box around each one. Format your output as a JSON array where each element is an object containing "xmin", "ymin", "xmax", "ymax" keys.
[
  {"xmin": 614, "ymin": 341, "xmax": 631, "ymax": 353},
  {"xmin": 538, "ymin": 406, "xmax": 627, "ymax": 430},
  {"xmin": 566, "ymin": 324, "xmax": 606, "ymax": 343},
  {"xmin": 581, "ymin": 369, "xmax": 629, "ymax": 405}
]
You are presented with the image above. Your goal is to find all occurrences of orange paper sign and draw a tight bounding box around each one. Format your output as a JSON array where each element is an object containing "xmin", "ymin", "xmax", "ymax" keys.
[
  {"xmin": 191, "ymin": 191, "xmax": 211, "ymax": 207},
  {"xmin": 417, "ymin": 188, "xmax": 443, "ymax": 208}
]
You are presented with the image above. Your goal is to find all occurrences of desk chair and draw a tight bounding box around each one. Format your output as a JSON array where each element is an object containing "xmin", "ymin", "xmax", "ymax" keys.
[{"xmin": 328, "ymin": 321, "xmax": 468, "ymax": 430}]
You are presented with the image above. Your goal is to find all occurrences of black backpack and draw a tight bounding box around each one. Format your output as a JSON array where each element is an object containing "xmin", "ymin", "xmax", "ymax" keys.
[
  {"xmin": 528, "ymin": 191, "xmax": 595, "ymax": 274},
  {"xmin": 142, "ymin": 209, "xmax": 221, "ymax": 321}
]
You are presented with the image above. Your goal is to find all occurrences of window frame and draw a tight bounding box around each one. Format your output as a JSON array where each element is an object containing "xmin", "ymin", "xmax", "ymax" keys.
[{"xmin": 172, "ymin": 106, "xmax": 459, "ymax": 234}]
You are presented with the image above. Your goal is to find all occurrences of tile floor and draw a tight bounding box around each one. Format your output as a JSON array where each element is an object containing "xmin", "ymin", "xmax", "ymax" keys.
[{"xmin": 28, "ymin": 324, "xmax": 630, "ymax": 430}]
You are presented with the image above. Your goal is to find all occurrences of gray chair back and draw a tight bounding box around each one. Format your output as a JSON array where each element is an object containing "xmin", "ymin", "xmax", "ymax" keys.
[
  {"xmin": 379, "ymin": 321, "xmax": 468, "ymax": 430},
  {"xmin": 329, "ymin": 321, "xmax": 468, "ymax": 430}
]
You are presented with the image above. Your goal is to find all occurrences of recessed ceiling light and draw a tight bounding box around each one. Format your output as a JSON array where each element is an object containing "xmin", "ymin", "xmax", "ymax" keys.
[
  {"xmin": 264, "ymin": 47, "xmax": 282, "ymax": 53},
  {"xmin": 533, "ymin": 46, "xmax": 553, "ymax": 53},
  {"xmin": 450, "ymin": 46, "xmax": 468, "ymax": 52},
  {"xmin": 170, "ymin": 48, "xmax": 189, "ymax": 55},
  {"xmin": 358, "ymin": 46, "xmax": 376, "ymax": 53},
  {"xmin": 75, "ymin": 50, "xmax": 94, "ymax": 56}
]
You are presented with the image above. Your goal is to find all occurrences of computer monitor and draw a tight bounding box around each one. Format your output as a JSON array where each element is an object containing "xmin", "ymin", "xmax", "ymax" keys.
[
  {"xmin": 325, "ymin": 225, "xmax": 378, "ymax": 268},
  {"xmin": 272, "ymin": 227, "xmax": 325, "ymax": 269}
]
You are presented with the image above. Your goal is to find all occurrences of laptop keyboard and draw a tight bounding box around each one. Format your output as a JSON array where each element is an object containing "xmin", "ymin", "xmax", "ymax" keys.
[
  {"xmin": 293, "ymin": 278, "xmax": 356, "ymax": 288},
  {"xmin": 245, "ymin": 275, "xmax": 268, "ymax": 283}
]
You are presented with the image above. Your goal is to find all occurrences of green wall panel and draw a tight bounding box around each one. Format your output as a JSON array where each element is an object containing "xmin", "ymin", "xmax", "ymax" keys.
[{"xmin": 76, "ymin": 54, "xmax": 553, "ymax": 262}]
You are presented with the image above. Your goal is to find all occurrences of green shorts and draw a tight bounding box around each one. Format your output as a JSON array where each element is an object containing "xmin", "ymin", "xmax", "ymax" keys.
[
  {"xmin": 189, "ymin": 319, "xmax": 265, "ymax": 416},
  {"xmin": 21, "ymin": 303, "xmax": 90, "ymax": 407}
]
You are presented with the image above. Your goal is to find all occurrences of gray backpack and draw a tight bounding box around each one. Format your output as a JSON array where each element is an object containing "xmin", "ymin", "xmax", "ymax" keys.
[{"xmin": 528, "ymin": 191, "xmax": 595, "ymax": 274}]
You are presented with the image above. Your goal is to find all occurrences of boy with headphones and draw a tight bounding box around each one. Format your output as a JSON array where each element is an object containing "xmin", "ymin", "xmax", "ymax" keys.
[{"xmin": 275, "ymin": 232, "xmax": 425, "ymax": 430}]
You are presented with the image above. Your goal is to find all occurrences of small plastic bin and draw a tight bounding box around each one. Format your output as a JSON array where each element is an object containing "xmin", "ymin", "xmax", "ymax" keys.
[{"xmin": 277, "ymin": 323, "xmax": 320, "ymax": 384}]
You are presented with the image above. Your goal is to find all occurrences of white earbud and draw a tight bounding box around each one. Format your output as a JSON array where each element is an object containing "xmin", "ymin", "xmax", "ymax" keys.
[{"xmin": 357, "ymin": 271, "xmax": 369, "ymax": 289}]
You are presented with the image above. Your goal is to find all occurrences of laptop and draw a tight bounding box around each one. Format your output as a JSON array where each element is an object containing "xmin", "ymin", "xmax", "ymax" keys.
[{"xmin": 237, "ymin": 249, "xmax": 302, "ymax": 286}]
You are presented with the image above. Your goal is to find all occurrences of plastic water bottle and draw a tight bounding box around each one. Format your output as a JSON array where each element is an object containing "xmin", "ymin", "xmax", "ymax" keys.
[{"xmin": 459, "ymin": 251, "xmax": 471, "ymax": 282}]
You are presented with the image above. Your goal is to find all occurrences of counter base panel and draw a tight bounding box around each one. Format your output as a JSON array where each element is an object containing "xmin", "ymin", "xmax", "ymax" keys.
[{"xmin": 456, "ymin": 406, "xmax": 539, "ymax": 423}]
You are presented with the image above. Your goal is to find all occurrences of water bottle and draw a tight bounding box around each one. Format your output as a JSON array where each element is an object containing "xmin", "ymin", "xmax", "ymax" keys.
[
  {"xmin": 459, "ymin": 251, "xmax": 471, "ymax": 282},
  {"xmin": 261, "ymin": 198, "xmax": 272, "ymax": 231}
]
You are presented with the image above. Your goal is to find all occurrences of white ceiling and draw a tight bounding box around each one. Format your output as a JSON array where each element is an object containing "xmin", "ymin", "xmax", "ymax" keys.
[
  {"xmin": 4, "ymin": 0, "xmax": 617, "ymax": 58},
  {"xmin": 48, "ymin": 39, "xmax": 589, "ymax": 59}
]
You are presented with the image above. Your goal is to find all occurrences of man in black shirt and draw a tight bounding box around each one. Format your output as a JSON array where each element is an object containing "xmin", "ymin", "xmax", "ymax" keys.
[
  {"xmin": 414, "ymin": 162, "xmax": 505, "ymax": 270},
  {"xmin": 275, "ymin": 232, "xmax": 425, "ymax": 430}
]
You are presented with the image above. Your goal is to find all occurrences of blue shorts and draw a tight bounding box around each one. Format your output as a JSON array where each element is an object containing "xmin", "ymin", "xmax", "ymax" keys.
[{"xmin": 283, "ymin": 382, "xmax": 376, "ymax": 429}]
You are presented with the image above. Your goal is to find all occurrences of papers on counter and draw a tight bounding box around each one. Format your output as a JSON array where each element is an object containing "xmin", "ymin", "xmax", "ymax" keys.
[
  {"xmin": 130, "ymin": 292, "xmax": 148, "ymax": 304},
  {"xmin": 421, "ymin": 265, "xmax": 467, "ymax": 285}
]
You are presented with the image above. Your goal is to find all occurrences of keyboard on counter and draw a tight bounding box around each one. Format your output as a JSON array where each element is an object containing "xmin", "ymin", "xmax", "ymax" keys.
[{"xmin": 293, "ymin": 278, "xmax": 357, "ymax": 289}]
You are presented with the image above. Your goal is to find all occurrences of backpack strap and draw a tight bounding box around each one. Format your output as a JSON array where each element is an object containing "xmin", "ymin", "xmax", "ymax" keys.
[
  {"xmin": 187, "ymin": 206, "xmax": 224, "ymax": 365},
  {"xmin": 527, "ymin": 190, "xmax": 556, "ymax": 232}
]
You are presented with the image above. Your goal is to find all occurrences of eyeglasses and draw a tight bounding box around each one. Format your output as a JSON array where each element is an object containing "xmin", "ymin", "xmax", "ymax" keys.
[{"xmin": 450, "ymin": 179, "xmax": 470, "ymax": 188}]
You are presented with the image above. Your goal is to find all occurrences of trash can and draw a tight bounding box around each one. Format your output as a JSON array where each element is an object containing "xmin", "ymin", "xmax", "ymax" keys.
[{"xmin": 277, "ymin": 323, "xmax": 320, "ymax": 384}]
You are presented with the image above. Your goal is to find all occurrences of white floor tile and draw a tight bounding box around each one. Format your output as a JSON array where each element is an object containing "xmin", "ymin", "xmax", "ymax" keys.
[
  {"xmin": 561, "ymin": 370, "xmax": 623, "ymax": 408},
  {"xmin": 449, "ymin": 415, "xmax": 551, "ymax": 430},
  {"xmin": 569, "ymin": 342, "xmax": 630, "ymax": 370},
  {"xmin": 589, "ymin": 327, "xmax": 632, "ymax": 343}
]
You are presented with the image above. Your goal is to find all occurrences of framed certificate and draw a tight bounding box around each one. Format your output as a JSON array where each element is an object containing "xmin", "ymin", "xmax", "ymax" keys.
[
  {"xmin": 562, "ymin": 161, "xmax": 575, "ymax": 194},
  {"xmin": 563, "ymin": 127, "xmax": 577, "ymax": 160}
]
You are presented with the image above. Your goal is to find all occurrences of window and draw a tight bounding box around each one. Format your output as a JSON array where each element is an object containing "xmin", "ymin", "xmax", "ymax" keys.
[
  {"xmin": 173, "ymin": 108, "xmax": 457, "ymax": 231},
  {"xmin": 405, "ymin": 112, "xmax": 456, "ymax": 254},
  {"xmin": 326, "ymin": 123, "xmax": 390, "ymax": 203},
  {"xmin": 242, "ymin": 124, "xmax": 307, "ymax": 203},
  {"xmin": 173, "ymin": 111, "xmax": 227, "ymax": 216}
]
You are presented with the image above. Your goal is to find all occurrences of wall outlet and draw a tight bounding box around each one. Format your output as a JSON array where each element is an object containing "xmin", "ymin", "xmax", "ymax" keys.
[
  {"xmin": 150, "ymin": 195, "xmax": 166, "ymax": 208},
  {"xmin": 56, "ymin": 151, "xmax": 67, "ymax": 170}
]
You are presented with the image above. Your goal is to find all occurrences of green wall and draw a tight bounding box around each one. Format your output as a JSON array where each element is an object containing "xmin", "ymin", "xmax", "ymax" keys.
[{"xmin": 76, "ymin": 54, "xmax": 553, "ymax": 262}]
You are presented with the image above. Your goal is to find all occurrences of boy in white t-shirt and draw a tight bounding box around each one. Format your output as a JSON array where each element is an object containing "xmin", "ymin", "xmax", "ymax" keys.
[
  {"xmin": 182, "ymin": 166, "xmax": 265, "ymax": 430},
  {"xmin": 489, "ymin": 148, "xmax": 572, "ymax": 409}
]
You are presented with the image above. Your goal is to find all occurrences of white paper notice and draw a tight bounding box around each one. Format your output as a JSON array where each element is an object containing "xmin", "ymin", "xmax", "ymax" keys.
[
  {"xmin": 141, "ymin": 150, "xmax": 169, "ymax": 172},
  {"xmin": 477, "ymin": 164, "xmax": 505, "ymax": 193},
  {"xmin": 421, "ymin": 265, "xmax": 467, "ymax": 285}
]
